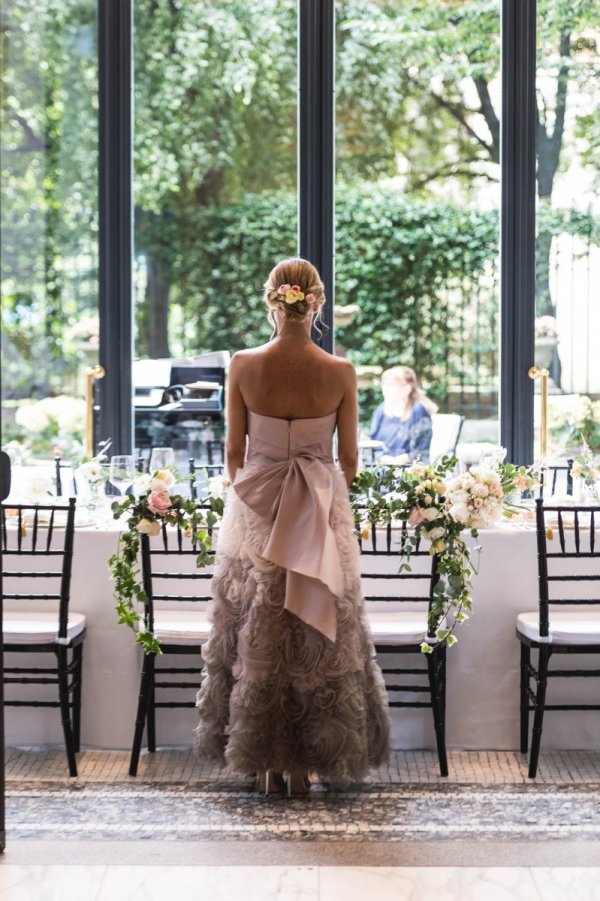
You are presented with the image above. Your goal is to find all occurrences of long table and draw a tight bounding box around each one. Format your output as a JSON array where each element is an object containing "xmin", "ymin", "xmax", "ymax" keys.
[{"xmin": 5, "ymin": 521, "xmax": 600, "ymax": 751}]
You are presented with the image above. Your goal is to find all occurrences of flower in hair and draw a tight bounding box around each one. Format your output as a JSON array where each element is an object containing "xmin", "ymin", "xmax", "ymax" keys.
[
  {"xmin": 306, "ymin": 293, "xmax": 316, "ymax": 304},
  {"xmin": 277, "ymin": 283, "xmax": 305, "ymax": 304}
]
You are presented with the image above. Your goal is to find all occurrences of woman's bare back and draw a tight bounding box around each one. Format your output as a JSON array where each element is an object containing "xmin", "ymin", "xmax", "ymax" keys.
[{"xmin": 234, "ymin": 339, "xmax": 352, "ymax": 420}]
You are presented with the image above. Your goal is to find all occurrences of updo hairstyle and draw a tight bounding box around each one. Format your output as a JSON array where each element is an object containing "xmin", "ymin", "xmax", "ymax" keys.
[{"xmin": 263, "ymin": 257, "xmax": 325, "ymax": 323}]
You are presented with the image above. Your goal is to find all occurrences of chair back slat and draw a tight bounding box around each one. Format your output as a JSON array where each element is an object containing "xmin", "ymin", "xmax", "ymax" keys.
[
  {"xmin": 1, "ymin": 499, "xmax": 77, "ymax": 639},
  {"xmin": 558, "ymin": 510, "xmax": 566, "ymax": 553},
  {"xmin": 592, "ymin": 511, "xmax": 596, "ymax": 554},
  {"xmin": 140, "ymin": 504, "xmax": 217, "ymax": 633},
  {"xmin": 574, "ymin": 510, "xmax": 580, "ymax": 554}
]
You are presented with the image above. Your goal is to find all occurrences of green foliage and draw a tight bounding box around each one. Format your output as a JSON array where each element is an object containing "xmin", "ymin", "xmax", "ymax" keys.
[{"xmin": 109, "ymin": 486, "xmax": 225, "ymax": 656}]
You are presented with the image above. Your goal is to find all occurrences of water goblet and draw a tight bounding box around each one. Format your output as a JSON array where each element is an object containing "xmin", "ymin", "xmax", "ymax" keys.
[
  {"xmin": 109, "ymin": 455, "xmax": 136, "ymax": 496},
  {"xmin": 149, "ymin": 447, "xmax": 175, "ymax": 473}
]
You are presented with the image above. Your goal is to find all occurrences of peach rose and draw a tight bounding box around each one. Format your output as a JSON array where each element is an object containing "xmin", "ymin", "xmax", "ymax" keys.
[{"xmin": 137, "ymin": 518, "xmax": 161, "ymax": 537}]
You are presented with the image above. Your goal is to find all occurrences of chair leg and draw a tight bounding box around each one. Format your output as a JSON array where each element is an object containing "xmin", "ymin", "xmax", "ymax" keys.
[
  {"xmin": 147, "ymin": 656, "xmax": 156, "ymax": 753},
  {"xmin": 72, "ymin": 643, "xmax": 83, "ymax": 753},
  {"xmin": 520, "ymin": 642, "xmax": 530, "ymax": 754},
  {"xmin": 427, "ymin": 648, "xmax": 448, "ymax": 777},
  {"xmin": 129, "ymin": 654, "xmax": 154, "ymax": 777},
  {"xmin": 56, "ymin": 646, "xmax": 78, "ymax": 777},
  {"xmin": 528, "ymin": 644, "xmax": 551, "ymax": 779}
]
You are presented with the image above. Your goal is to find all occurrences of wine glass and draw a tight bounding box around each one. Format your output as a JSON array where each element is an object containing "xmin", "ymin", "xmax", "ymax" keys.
[
  {"xmin": 109, "ymin": 455, "xmax": 136, "ymax": 496},
  {"xmin": 149, "ymin": 447, "xmax": 175, "ymax": 473}
]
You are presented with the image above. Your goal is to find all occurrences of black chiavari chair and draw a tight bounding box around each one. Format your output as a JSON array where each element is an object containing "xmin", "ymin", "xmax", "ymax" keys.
[
  {"xmin": 53, "ymin": 455, "xmax": 78, "ymax": 497},
  {"xmin": 1, "ymin": 499, "xmax": 84, "ymax": 776},
  {"xmin": 129, "ymin": 508, "xmax": 215, "ymax": 775},
  {"xmin": 517, "ymin": 498, "xmax": 600, "ymax": 778},
  {"xmin": 538, "ymin": 460, "xmax": 574, "ymax": 498},
  {"xmin": 360, "ymin": 521, "xmax": 448, "ymax": 776}
]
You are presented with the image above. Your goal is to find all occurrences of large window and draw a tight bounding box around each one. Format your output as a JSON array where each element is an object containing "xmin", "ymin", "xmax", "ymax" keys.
[
  {"xmin": 132, "ymin": 0, "xmax": 298, "ymax": 461},
  {"xmin": 533, "ymin": 2, "xmax": 600, "ymax": 460},
  {"xmin": 335, "ymin": 1, "xmax": 501, "ymax": 446},
  {"xmin": 1, "ymin": 0, "xmax": 98, "ymax": 462}
]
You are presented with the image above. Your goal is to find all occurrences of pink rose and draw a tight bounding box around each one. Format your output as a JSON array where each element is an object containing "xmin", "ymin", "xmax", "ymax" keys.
[
  {"xmin": 147, "ymin": 490, "xmax": 172, "ymax": 517},
  {"xmin": 291, "ymin": 284, "xmax": 301, "ymax": 292},
  {"xmin": 277, "ymin": 284, "xmax": 290, "ymax": 295},
  {"xmin": 409, "ymin": 507, "xmax": 425, "ymax": 527},
  {"xmin": 306, "ymin": 293, "xmax": 316, "ymax": 304}
]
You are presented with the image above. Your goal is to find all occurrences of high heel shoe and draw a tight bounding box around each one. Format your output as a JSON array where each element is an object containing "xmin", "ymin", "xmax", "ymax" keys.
[
  {"xmin": 284, "ymin": 770, "xmax": 311, "ymax": 796},
  {"xmin": 256, "ymin": 770, "xmax": 287, "ymax": 795}
]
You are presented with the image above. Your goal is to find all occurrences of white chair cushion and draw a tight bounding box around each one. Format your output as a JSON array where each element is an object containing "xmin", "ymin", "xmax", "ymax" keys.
[
  {"xmin": 146, "ymin": 609, "xmax": 212, "ymax": 646},
  {"xmin": 517, "ymin": 610, "xmax": 600, "ymax": 644},
  {"xmin": 367, "ymin": 610, "xmax": 428, "ymax": 645},
  {"xmin": 3, "ymin": 611, "xmax": 86, "ymax": 645}
]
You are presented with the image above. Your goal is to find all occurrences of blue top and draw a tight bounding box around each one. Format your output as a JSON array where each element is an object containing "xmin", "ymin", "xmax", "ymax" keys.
[{"xmin": 368, "ymin": 402, "xmax": 432, "ymax": 462}]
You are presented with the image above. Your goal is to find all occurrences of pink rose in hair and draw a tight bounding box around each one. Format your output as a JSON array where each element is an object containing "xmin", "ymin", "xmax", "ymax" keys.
[
  {"xmin": 306, "ymin": 293, "xmax": 316, "ymax": 304},
  {"xmin": 147, "ymin": 490, "xmax": 172, "ymax": 517},
  {"xmin": 291, "ymin": 284, "xmax": 301, "ymax": 292},
  {"xmin": 277, "ymin": 284, "xmax": 290, "ymax": 295}
]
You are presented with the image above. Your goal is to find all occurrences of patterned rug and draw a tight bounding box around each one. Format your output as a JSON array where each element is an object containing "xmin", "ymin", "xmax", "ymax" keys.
[{"xmin": 8, "ymin": 779, "xmax": 600, "ymax": 842}]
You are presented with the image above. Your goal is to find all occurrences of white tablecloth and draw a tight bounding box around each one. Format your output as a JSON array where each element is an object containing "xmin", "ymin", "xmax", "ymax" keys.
[{"xmin": 5, "ymin": 521, "xmax": 600, "ymax": 751}]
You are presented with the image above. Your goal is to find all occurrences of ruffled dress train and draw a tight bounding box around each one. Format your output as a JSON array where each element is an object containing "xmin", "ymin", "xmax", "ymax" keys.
[{"xmin": 193, "ymin": 411, "xmax": 391, "ymax": 782}]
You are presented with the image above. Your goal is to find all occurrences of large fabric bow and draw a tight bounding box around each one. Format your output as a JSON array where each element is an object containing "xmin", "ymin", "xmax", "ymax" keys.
[{"xmin": 234, "ymin": 455, "xmax": 344, "ymax": 641}]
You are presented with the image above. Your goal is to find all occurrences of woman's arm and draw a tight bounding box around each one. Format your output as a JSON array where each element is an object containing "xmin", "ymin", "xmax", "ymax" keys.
[
  {"xmin": 368, "ymin": 404, "xmax": 384, "ymax": 440},
  {"xmin": 337, "ymin": 361, "xmax": 359, "ymax": 488},
  {"xmin": 225, "ymin": 354, "xmax": 247, "ymax": 483}
]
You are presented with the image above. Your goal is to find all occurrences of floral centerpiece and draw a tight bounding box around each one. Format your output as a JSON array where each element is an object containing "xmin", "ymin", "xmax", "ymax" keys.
[
  {"xmin": 14, "ymin": 395, "xmax": 85, "ymax": 459},
  {"xmin": 534, "ymin": 315, "xmax": 558, "ymax": 339},
  {"xmin": 109, "ymin": 469, "xmax": 226, "ymax": 654},
  {"xmin": 76, "ymin": 439, "xmax": 111, "ymax": 504},
  {"xmin": 548, "ymin": 395, "xmax": 600, "ymax": 456},
  {"xmin": 571, "ymin": 441, "xmax": 600, "ymax": 502},
  {"xmin": 351, "ymin": 457, "xmax": 474, "ymax": 652}
]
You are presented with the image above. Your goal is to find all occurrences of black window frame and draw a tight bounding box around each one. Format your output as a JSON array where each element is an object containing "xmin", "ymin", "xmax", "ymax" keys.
[{"xmin": 96, "ymin": 0, "xmax": 536, "ymax": 463}]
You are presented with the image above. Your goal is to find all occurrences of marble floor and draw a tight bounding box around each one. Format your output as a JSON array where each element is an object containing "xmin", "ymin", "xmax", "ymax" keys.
[
  {"xmin": 4, "ymin": 749, "xmax": 600, "ymax": 899},
  {"xmin": 2, "ymin": 864, "xmax": 600, "ymax": 901}
]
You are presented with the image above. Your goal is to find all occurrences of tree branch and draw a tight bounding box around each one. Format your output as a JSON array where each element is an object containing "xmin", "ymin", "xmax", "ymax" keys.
[
  {"xmin": 429, "ymin": 89, "xmax": 494, "ymax": 158},
  {"xmin": 537, "ymin": 28, "xmax": 571, "ymax": 199},
  {"xmin": 10, "ymin": 113, "xmax": 46, "ymax": 152}
]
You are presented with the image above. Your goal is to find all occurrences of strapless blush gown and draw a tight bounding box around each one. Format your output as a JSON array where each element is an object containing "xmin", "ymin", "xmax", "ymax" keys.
[{"xmin": 193, "ymin": 410, "xmax": 391, "ymax": 782}]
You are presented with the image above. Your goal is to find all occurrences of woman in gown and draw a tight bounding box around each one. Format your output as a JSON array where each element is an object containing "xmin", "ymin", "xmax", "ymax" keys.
[{"xmin": 193, "ymin": 257, "xmax": 390, "ymax": 791}]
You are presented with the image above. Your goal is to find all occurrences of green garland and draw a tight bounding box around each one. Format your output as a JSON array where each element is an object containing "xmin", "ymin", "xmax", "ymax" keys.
[{"xmin": 109, "ymin": 479, "xmax": 225, "ymax": 655}]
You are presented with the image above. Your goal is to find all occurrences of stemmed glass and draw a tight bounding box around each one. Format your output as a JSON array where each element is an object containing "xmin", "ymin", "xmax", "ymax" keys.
[
  {"xmin": 109, "ymin": 455, "xmax": 136, "ymax": 496},
  {"xmin": 149, "ymin": 447, "xmax": 175, "ymax": 473}
]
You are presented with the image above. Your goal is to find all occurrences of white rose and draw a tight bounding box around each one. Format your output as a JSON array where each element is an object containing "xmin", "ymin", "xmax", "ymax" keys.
[
  {"xmin": 137, "ymin": 518, "xmax": 161, "ymax": 537},
  {"xmin": 448, "ymin": 489, "xmax": 469, "ymax": 504},
  {"xmin": 414, "ymin": 484, "xmax": 424, "ymax": 495},
  {"xmin": 420, "ymin": 507, "xmax": 440, "ymax": 522},
  {"xmin": 472, "ymin": 483, "xmax": 489, "ymax": 498},
  {"xmin": 426, "ymin": 526, "xmax": 446, "ymax": 540},
  {"xmin": 149, "ymin": 477, "xmax": 171, "ymax": 492},
  {"xmin": 449, "ymin": 502, "xmax": 470, "ymax": 524},
  {"xmin": 153, "ymin": 469, "xmax": 176, "ymax": 488},
  {"xmin": 431, "ymin": 538, "xmax": 447, "ymax": 554},
  {"xmin": 133, "ymin": 474, "xmax": 152, "ymax": 494},
  {"xmin": 462, "ymin": 475, "xmax": 475, "ymax": 490}
]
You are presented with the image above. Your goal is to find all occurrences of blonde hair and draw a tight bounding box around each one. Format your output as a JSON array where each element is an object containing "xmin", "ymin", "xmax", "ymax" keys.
[
  {"xmin": 382, "ymin": 365, "xmax": 438, "ymax": 415},
  {"xmin": 263, "ymin": 257, "xmax": 325, "ymax": 324}
]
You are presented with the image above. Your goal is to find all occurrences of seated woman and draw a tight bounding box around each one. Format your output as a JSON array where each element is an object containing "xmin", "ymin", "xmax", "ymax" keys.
[{"xmin": 368, "ymin": 365, "xmax": 437, "ymax": 463}]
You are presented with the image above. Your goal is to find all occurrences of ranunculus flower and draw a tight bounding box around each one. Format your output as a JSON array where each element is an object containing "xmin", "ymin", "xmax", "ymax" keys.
[
  {"xmin": 152, "ymin": 469, "xmax": 175, "ymax": 488},
  {"xmin": 137, "ymin": 518, "xmax": 161, "ymax": 536},
  {"xmin": 147, "ymin": 490, "xmax": 172, "ymax": 516}
]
